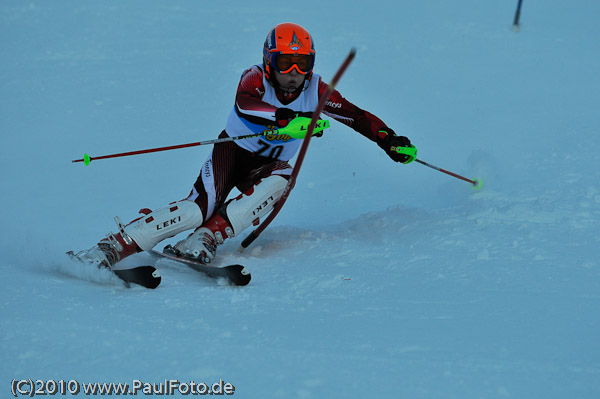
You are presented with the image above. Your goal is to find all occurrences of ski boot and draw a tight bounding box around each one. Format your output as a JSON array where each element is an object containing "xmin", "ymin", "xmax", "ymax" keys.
[
  {"xmin": 167, "ymin": 174, "xmax": 288, "ymax": 263},
  {"xmin": 68, "ymin": 217, "xmax": 140, "ymax": 268},
  {"xmin": 167, "ymin": 212, "xmax": 234, "ymax": 264}
]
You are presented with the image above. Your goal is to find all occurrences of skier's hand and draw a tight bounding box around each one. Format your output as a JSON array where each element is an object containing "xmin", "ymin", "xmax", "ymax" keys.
[
  {"xmin": 377, "ymin": 127, "xmax": 417, "ymax": 164},
  {"xmin": 275, "ymin": 108, "xmax": 313, "ymax": 128}
]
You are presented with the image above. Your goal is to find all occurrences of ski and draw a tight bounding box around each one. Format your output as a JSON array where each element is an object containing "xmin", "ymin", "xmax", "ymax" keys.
[
  {"xmin": 150, "ymin": 246, "xmax": 251, "ymax": 286},
  {"xmin": 66, "ymin": 251, "xmax": 162, "ymax": 289},
  {"xmin": 112, "ymin": 266, "xmax": 161, "ymax": 289}
]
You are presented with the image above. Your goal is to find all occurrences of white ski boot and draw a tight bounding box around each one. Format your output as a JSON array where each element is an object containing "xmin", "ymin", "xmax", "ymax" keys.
[
  {"xmin": 170, "ymin": 213, "xmax": 232, "ymax": 263},
  {"xmin": 170, "ymin": 175, "xmax": 287, "ymax": 263},
  {"xmin": 70, "ymin": 200, "xmax": 205, "ymax": 268},
  {"xmin": 68, "ymin": 227, "xmax": 139, "ymax": 269}
]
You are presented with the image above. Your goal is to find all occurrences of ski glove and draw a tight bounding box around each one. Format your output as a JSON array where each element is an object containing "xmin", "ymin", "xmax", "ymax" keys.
[
  {"xmin": 274, "ymin": 108, "xmax": 322, "ymax": 137},
  {"xmin": 377, "ymin": 127, "xmax": 417, "ymax": 164},
  {"xmin": 275, "ymin": 108, "xmax": 313, "ymax": 128}
]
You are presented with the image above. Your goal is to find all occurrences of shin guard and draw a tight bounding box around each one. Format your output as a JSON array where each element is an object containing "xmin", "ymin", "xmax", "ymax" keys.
[
  {"xmin": 124, "ymin": 200, "xmax": 204, "ymax": 251},
  {"xmin": 225, "ymin": 175, "xmax": 287, "ymax": 236}
]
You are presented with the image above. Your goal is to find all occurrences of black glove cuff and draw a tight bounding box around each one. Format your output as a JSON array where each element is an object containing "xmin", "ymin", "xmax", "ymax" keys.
[
  {"xmin": 275, "ymin": 108, "xmax": 296, "ymax": 127},
  {"xmin": 376, "ymin": 127, "xmax": 396, "ymax": 149}
]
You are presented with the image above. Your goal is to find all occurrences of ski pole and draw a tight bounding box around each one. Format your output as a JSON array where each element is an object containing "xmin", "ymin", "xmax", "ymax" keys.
[
  {"xmin": 72, "ymin": 118, "xmax": 330, "ymax": 166},
  {"xmin": 393, "ymin": 146, "xmax": 481, "ymax": 188},
  {"xmin": 415, "ymin": 158, "xmax": 481, "ymax": 188},
  {"xmin": 513, "ymin": 0, "xmax": 524, "ymax": 30}
]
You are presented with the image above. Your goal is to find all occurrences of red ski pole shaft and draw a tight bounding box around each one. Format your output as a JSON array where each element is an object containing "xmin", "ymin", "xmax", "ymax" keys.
[
  {"xmin": 72, "ymin": 131, "xmax": 280, "ymax": 165},
  {"xmin": 415, "ymin": 158, "xmax": 479, "ymax": 186},
  {"xmin": 72, "ymin": 141, "xmax": 204, "ymax": 164}
]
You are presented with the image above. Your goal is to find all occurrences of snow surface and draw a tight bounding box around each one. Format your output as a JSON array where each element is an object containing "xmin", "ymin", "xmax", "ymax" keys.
[{"xmin": 1, "ymin": 1, "xmax": 599, "ymax": 398}]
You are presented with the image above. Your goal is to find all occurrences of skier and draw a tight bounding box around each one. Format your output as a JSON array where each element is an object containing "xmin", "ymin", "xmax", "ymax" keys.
[{"xmin": 72, "ymin": 22, "xmax": 416, "ymax": 268}]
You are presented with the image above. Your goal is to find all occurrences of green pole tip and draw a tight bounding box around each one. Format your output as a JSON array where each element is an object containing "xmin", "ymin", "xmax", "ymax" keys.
[
  {"xmin": 472, "ymin": 178, "xmax": 483, "ymax": 190},
  {"xmin": 83, "ymin": 153, "xmax": 91, "ymax": 166}
]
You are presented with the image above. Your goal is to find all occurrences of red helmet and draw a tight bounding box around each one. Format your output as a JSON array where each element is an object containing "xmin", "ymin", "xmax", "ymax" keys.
[{"xmin": 263, "ymin": 23, "xmax": 316, "ymax": 81}]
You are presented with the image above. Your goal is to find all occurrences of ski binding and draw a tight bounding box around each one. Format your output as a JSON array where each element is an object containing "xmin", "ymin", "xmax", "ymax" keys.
[{"xmin": 151, "ymin": 245, "xmax": 251, "ymax": 286}]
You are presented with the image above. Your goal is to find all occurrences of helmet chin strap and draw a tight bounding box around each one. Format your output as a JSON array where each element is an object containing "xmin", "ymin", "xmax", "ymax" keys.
[
  {"xmin": 279, "ymin": 84, "xmax": 300, "ymax": 93},
  {"xmin": 275, "ymin": 76, "xmax": 308, "ymax": 94}
]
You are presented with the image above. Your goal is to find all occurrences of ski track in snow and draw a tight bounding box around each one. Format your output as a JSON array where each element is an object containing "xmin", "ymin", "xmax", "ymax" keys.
[{"xmin": 1, "ymin": 1, "xmax": 599, "ymax": 398}]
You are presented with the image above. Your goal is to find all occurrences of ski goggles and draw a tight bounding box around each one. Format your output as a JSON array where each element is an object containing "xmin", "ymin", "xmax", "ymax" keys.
[{"xmin": 273, "ymin": 53, "xmax": 314, "ymax": 75}]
